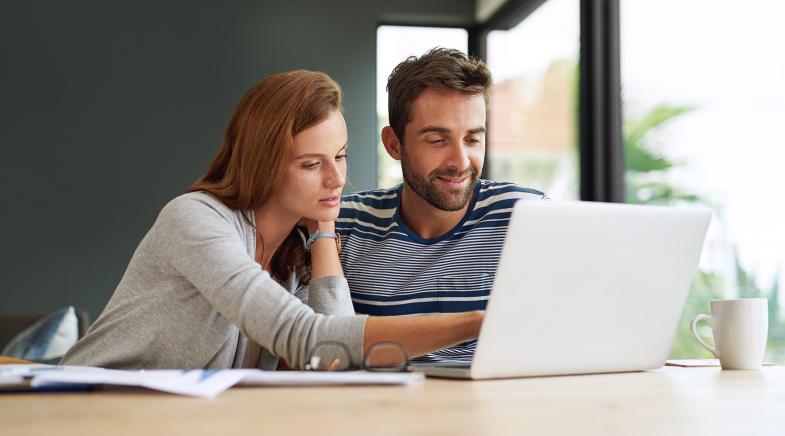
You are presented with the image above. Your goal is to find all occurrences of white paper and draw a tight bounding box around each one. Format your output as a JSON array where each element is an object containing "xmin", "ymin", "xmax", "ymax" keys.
[
  {"xmin": 238, "ymin": 370, "xmax": 424, "ymax": 387},
  {"xmin": 664, "ymin": 359, "xmax": 774, "ymax": 368},
  {"xmin": 665, "ymin": 359, "xmax": 721, "ymax": 367},
  {"xmin": 0, "ymin": 364, "xmax": 423, "ymax": 399}
]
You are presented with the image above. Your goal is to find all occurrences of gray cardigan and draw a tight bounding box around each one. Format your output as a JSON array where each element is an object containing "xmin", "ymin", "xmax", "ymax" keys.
[{"xmin": 61, "ymin": 192, "xmax": 367, "ymax": 370}]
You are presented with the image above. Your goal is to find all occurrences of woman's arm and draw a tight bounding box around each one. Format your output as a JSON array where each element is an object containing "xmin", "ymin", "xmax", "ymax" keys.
[
  {"xmin": 364, "ymin": 311, "xmax": 484, "ymax": 364},
  {"xmin": 296, "ymin": 219, "xmax": 356, "ymax": 317},
  {"xmin": 158, "ymin": 196, "xmax": 482, "ymax": 369},
  {"xmin": 157, "ymin": 196, "xmax": 365, "ymax": 368},
  {"xmin": 306, "ymin": 220, "xmax": 343, "ymax": 279},
  {"xmin": 305, "ymin": 219, "xmax": 484, "ymax": 363}
]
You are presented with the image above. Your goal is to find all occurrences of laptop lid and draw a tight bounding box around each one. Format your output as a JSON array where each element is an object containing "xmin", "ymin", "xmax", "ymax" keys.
[{"xmin": 470, "ymin": 200, "xmax": 711, "ymax": 379}]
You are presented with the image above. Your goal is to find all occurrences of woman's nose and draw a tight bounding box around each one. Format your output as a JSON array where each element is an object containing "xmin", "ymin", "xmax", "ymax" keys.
[{"xmin": 323, "ymin": 161, "xmax": 345, "ymax": 189}]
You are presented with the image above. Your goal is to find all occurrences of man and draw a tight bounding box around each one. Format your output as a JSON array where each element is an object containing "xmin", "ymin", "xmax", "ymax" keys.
[{"xmin": 337, "ymin": 48, "xmax": 547, "ymax": 363}]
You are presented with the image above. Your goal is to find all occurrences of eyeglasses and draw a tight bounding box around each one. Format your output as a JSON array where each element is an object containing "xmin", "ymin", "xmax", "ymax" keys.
[{"xmin": 304, "ymin": 341, "xmax": 411, "ymax": 372}]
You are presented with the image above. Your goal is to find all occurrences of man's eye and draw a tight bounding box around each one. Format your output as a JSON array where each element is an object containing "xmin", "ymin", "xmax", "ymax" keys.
[{"xmin": 427, "ymin": 139, "xmax": 446, "ymax": 145}]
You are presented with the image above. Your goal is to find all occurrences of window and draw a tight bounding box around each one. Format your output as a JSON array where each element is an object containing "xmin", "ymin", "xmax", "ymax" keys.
[
  {"xmin": 376, "ymin": 25, "xmax": 468, "ymax": 188},
  {"xmin": 621, "ymin": 0, "xmax": 785, "ymax": 362},
  {"xmin": 486, "ymin": 0, "xmax": 580, "ymax": 199}
]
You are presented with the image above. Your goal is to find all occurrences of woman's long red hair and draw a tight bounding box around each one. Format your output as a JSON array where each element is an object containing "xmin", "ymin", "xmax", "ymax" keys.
[{"xmin": 189, "ymin": 70, "xmax": 343, "ymax": 281}]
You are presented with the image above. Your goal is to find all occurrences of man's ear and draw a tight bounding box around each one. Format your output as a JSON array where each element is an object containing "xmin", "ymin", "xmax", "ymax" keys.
[{"xmin": 381, "ymin": 126, "xmax": 402, "ymax": 161}]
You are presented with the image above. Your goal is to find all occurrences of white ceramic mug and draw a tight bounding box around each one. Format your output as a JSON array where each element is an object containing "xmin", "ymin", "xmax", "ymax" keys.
[{"xmin": 690, "ymin": 298, "xmax": 768, "ymax": 370}]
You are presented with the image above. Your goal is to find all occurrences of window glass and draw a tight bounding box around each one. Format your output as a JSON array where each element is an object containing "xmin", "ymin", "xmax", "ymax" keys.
[
  {"xmin": 486, "ymin": 0, "xmax": 580, "ymax": 199},
  {"xmin": 622, "ymin": 0, "xmax": 785, "ymax": 362}
]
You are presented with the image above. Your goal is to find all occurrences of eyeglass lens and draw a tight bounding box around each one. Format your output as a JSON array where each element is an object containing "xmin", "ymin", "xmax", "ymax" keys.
[
  {"xmin": 364, "ymin": 342, "xmax": 409, "ymax": 371},
  {"xmin": 307, "ymin": 342, "xmax": 352, "ymax": 371}
]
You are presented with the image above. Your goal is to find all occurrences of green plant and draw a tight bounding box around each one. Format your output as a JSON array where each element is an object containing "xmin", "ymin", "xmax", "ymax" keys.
[{"xmin": 621, "ymin": 102, "xmax": 783, "ymax": 362}]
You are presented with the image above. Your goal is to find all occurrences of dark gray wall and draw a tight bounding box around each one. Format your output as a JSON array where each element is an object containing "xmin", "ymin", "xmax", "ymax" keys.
[{"xmin": 0, "ymin": 0, "xmax": 474, "ymax": 318}]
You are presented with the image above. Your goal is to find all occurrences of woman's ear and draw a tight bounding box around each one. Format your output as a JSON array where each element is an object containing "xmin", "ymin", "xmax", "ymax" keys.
[{"xmin": 381, "ymin": 126, "xmax": 402, "ymax": 161}]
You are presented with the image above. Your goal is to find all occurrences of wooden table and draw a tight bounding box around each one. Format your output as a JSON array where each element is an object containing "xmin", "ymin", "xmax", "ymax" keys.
[{"xmin": 2, "ymin": 366, "xmax": 784, "ymax": 436}]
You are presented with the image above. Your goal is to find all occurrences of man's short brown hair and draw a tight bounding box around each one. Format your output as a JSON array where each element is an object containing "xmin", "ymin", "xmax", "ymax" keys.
[{"xmin": 386, "ymin": 47, "xmax": 492, "ymax": 143}]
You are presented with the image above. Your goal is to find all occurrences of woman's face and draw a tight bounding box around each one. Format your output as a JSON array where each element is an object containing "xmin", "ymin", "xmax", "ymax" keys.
[{"xmin": 274, "ymin": 109, "xmax": 348, "ymax": 223}]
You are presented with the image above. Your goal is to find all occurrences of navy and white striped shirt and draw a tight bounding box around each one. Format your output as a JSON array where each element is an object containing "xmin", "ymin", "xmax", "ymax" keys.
[{"xmin": 337, "ymin": 180, "xmax": 547, "ymax": 363}]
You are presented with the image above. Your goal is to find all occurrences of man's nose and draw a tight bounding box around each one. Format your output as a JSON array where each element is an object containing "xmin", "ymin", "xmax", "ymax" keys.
[{"xmin": 446, "ymin": 141, "xmax": 471, "ymax": 171}]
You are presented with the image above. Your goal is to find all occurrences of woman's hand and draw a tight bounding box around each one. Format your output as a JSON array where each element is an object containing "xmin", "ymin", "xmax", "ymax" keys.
[
  {"xmin": 298, "ymin": 218, "xmax": 335, "ymax": 235},
  {"xmin": 300, "ymin": 218, "xmax": 342, "ymax": 279},
  {"xmin": 298, "ymin": 218, "xmax": 319, "ymax": 234}
]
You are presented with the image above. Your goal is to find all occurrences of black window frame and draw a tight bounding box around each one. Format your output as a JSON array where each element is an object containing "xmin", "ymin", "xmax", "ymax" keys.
[{"xmin": 472, "ymin": 0, "xmax": 625, "ymax": 202}]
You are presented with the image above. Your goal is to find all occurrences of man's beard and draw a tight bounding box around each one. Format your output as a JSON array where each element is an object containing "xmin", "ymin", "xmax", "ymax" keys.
[{"xmin": 400, "ymin": 150, "xmax": 479, "ymax": 212}]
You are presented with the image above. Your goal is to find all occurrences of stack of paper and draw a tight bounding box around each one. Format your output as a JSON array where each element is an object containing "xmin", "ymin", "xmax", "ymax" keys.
[{"xmin": 0, "ymin": 364, "xmax": 424, "ymax": 399}]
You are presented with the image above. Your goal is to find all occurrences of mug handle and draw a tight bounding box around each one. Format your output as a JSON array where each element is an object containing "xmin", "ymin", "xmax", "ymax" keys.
[{"xmin": 690, "ymin": 314, "xmax": 720, "ymax": 358}]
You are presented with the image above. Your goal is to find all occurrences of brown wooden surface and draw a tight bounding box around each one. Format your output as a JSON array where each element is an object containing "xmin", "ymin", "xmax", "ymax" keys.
[
  {"xmin": 0, "ymin": 356, "xmax": 34, "ymax": 364},
  {"xmin": 1, "ymin": 366, "xmax": 784, "ymax": 436}
]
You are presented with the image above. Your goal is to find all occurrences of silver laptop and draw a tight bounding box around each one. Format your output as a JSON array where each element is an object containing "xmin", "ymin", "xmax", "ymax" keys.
[{"xmin": 416, "ymin": 200, "xmax": 711, "ymax": 379}]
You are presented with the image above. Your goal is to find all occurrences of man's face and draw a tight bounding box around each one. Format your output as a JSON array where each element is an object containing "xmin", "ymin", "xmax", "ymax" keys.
[{"xmin": 399, "ymin": 89, "xmax": 486, "ymax": 211}]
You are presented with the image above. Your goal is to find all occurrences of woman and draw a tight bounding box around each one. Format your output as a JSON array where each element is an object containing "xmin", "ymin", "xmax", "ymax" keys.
[{"xmin": 61, "ymin": 70, "xmax": 483, "ymax": 370}]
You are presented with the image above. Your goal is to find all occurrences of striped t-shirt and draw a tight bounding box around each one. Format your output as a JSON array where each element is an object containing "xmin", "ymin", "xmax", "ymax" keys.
[{"xmin": 337, "ymin": 180, "xmax": 547, "ymax": 363}]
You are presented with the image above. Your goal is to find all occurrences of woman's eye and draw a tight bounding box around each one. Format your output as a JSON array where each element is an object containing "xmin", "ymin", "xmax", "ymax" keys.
[
  {"xmin": 303, "ymin": 162, "xmax": 320, "ymax": 169},
  {"xmin": 335, "ymin": 154, "xmax": 347, "ymax": 161}
]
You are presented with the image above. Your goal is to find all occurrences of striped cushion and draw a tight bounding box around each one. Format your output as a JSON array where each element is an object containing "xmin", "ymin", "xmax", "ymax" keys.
[{"xmin": 1, "ymin": 307, "xmax": 78, "ymax": 361}]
